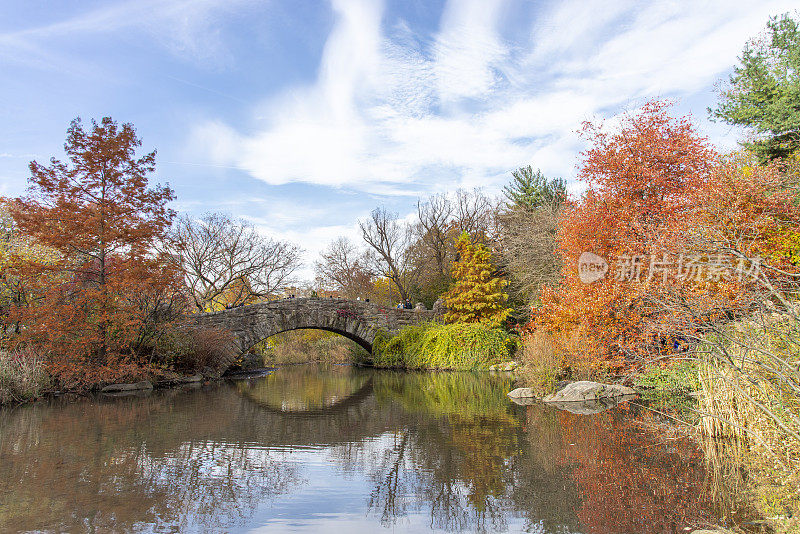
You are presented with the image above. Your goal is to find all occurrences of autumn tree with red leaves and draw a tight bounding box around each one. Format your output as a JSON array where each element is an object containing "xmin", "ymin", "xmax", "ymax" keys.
[
  {"xmin": 533, "ymin": 100, "xmax": 800, "ymax": 375},
  {"xmin": 8, "ymin": 117, "xmax": 181, "ymax": 386},
  {"xmin": 535, "ymin": 101, "xmax": 718, "ymax": 371}
]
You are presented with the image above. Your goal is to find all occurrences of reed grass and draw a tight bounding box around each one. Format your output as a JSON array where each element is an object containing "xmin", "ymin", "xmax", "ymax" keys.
[
  {"xmin": 515, "ymin": 330, "xmax": 563, "ymax": 396},
  {"xmin": 515, "ymin": 329, "xmax": 615, "ymax": 395},
  {"xmin": 696, "ymin": 318, "xmax": 800, "ymax": 524},
  {"xmin": 0, "ymin": 347, "xmax": 50, "ymax": 405}
]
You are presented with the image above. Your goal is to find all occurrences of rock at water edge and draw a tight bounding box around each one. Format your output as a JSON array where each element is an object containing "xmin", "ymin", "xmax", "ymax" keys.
[
  {"xmin": 507, "ymin": 387, "xmax": 536, "ymax": 398},
  {"xmin": 542, "ymin": 381, "xmax": 636, "ymax": 403}
]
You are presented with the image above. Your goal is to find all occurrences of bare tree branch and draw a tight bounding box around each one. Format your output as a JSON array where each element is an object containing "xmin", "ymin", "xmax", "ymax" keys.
[{"xmin": 170, "ymin": 213, "xmax": 302, "ymax": 311}]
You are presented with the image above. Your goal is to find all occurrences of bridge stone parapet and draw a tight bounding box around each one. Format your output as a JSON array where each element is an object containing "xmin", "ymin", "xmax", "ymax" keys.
[{"xmin": 194, "ymin": 297, "xmax": 439, "ymax": 374}]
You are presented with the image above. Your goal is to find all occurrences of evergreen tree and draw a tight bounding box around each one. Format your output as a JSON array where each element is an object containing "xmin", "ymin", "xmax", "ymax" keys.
[
  {"xmin": 710, "ymin": 13, "xmax": 800, "ymax": 162},
  {"xmin": 503, "ymin": 166, "xmax": 566, "ymax": 210},
  {"xmin": 443, "ymin": 232, "xmax": 510, "ymax": 327}
]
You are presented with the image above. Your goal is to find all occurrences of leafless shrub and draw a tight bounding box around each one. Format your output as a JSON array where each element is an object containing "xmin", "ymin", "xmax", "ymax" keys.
[
  {"xmin": 453, "ymin": 188, "xmax": 498, "ymax": 241},
  {"xmin": 314, "ymin": 237, "xmax": 373, "ymax": 299},
  {"xmin": 496, "ymin": 204, "xmax": 562, "ymax": 304},
  {"xmin": 359, "ymin": 207, "xmax": 415, "ymax": 302},
  {"xmin": 162, "ymin": 325, "xmax": 235, "ymax": 373},
  {"xmin": 414, "ymin": 193, "xmax": 455, "ymax": 280},
  {"xmin": 0, "ymin": 345, "xmax": 50, "ymax": 404}
]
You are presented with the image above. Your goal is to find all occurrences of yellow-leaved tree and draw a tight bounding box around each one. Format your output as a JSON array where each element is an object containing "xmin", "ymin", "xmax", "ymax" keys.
[{"xmin": 443, "ymin": 232, "xmax": 511, "ymax": 327}]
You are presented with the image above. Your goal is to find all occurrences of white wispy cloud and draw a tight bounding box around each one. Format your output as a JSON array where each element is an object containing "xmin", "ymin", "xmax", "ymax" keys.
[
  {"xmin": 0, "ymin": 0, "xmax": 254, "ymax": 70},
  {"xmin": 433, "ymin": 0, "xmax": 509, "ymax": 102},
  {"xmin": 190, "ymin": 0, "xmax": 796, "ymax": 199},
  {"xmin": 0, "ymin": 153, "xmax": 38, "ymax": 159}
]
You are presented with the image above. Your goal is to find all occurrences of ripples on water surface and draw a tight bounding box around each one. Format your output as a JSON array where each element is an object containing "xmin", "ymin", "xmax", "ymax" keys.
[{"xmin": 0, "ymin": 365, "xmax": 754, "ymax": 533}]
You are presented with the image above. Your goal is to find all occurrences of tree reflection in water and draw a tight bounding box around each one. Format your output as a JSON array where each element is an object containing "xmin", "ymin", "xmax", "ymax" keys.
[
  {"xmin": 0, "ymin": 389, "xmax": 300, "ymax": 532},
  {"xmin": 0, "ymin": 365, "xmax": 747, "ymax": 533}
]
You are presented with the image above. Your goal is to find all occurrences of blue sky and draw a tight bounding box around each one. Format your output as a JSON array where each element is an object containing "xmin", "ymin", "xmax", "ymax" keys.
[{"xmin": 0, "ymin": 0, "xmax": 796, "ymax": 281}]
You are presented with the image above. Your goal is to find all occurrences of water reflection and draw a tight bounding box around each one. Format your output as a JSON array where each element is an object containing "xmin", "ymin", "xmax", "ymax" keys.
[
  {"xmin": 236, "ymin": 365, "xmax": 373, "ymax": 414},
  {"xmin": 0, "ymin": 365, "xmax": 746, "ymax": 533}
]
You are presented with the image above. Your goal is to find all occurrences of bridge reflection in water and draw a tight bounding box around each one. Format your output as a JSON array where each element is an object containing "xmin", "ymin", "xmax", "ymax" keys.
[
  {"xmin": 236, "ymin": 365, "xmax": 374, "ymax": 415},
  {"xmin": 0, "ymin": 365, "xmax": 756, "ymax": 533}
]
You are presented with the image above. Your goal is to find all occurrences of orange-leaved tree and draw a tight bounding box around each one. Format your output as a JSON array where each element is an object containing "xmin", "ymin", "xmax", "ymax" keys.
[
  {"xmin": 8, "ymin": 117, "xmax": 181, "ymax": 386},
  {"xmin": 443, "ymin": 232, "xmax": 511, "ymax": 327},
  {"xmin": 654, "ymin": 151, "xmax": 800, "ymax": 335},
  {"xmin": 536, "ymin": 101, "xmax": 717, "ymax": 371}
]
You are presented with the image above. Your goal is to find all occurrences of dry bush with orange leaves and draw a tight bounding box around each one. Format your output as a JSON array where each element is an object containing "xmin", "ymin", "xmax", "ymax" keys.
[{"xmin": 532, "ymin": 101, "xmax": 800, "ymax": 377}]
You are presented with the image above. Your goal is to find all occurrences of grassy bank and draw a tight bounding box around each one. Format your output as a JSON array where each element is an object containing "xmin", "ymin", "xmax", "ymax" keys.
[
  {"xmin": 516, "ymin": 317, "xmax": 800, "ymax": 529},
  {"xmin": 369, "ymin": 321, "xmax": 517, "ymax": 370}
]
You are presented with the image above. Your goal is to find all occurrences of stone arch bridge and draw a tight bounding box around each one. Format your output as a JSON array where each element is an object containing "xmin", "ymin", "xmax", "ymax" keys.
[{"xmin": 195, "ymin": 297, "xmax": 439, "ymax": 373}]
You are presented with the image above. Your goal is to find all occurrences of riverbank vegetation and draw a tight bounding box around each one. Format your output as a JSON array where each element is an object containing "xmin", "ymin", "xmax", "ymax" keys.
[
  {"xmin": 252, "ymin": 329, "xmax": 368, "ymax": 366},
  {"xmin": 365, "ymin": 230, "xmax": 515, "ymax": 370},
  {"xmin": 310, "ymin": 13, "xmax": 800, "ymax": 525},
  {"xmin": 0, "ymin": 347, "xmax": 49, "ymax": 404},
  {"xmin": 1, "ymin": 10, "xmax": 798, "ymax": 529},
  {"xmin": 369, "ymin": 322, "xmax": 515, "ymax": 370},
  {"xmin": 0, "ymin": 118, "xmax": 302, "ymax": 401}
]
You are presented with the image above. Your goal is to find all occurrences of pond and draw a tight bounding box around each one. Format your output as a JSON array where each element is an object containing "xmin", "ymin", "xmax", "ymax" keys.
[{"xmin": 0, "ymin": 365, "xmax": 755, "ymax": 533}]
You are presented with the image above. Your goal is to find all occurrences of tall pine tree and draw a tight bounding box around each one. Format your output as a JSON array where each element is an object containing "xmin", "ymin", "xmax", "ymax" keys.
[
  {"xmin": 503, "ymin": 165, "xmax": 566, "ymax": 210},
  {"xmin": 710, "ymin": 13, "xmax": 800, "ymax": 162}
]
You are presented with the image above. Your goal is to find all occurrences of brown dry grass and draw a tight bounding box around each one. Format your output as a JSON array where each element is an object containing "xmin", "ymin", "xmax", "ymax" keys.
[
  {"xmin": 517, "ymin": 328, "xmax": 610, "ymax": 396},
  {"xmin": 697, "ymin": 319, "xmax": 800, "ymax": 528},
  {"xmin": 0, "ymin": 346, "xmax": 50, "ymax": 404}
]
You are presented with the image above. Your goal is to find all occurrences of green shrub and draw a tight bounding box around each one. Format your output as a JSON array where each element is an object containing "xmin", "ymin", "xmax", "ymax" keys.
[
  {"xmin": 634, "ymin": 359, "xmax": 700, "ymax": 392},
  {"xmin": 371, "ymin": 322, "xmax": 517, "ymax": 370},
  {"xmin": 632, "ymin": 359, "xmax": 701, "ymax": 421}
]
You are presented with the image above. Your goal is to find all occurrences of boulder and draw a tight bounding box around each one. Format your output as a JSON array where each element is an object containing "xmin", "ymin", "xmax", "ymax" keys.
[
  {"xmin": 490, "ymin": 361, "xmax": 519, "ymax": 372},
  {"xmin": 542, "ymin": 381, "xmax": 636, "ymax": 403},
  {"xmin": 545, "ymin": 395, "xmax": 638, "ymax": 414},
  {"xmin": 101, "ymin": 380, "xmax": 153, "ymax": 393},
  {"xmin": 507, "ymin": 387, "xmax": 536, "ymax": 399},
  {"xmin": 178, "ymin": 374, "xmax": 203, "ymax": 384}
]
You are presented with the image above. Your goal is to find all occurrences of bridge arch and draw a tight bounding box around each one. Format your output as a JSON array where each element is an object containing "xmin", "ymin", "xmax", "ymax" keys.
[{"xmin": 194, "ymin": 298, "xmax": 438, "ymax": 374}]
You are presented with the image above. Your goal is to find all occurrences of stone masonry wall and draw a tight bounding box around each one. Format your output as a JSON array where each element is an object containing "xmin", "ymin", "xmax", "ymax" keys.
[{"xmin": 195, "ymin": 297, "xmax": 439, "ymax": 373}]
